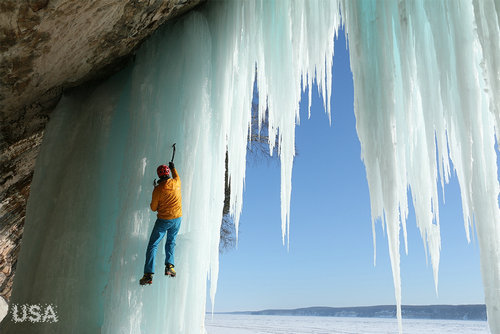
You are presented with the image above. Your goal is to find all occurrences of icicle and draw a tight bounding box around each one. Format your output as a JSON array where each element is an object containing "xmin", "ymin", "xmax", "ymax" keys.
[{"xmin": 342, "ymin": 1, "xmax": 500, "ymax": 333}]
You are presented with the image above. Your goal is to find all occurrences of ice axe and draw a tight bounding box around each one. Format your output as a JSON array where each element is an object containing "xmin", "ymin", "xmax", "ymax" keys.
[
  {"xmin": 154, "ymin": 143, "xmax": 177, "ymax": 187},
  {"xmin": 170, "ymin": 143, "xmax": 176, "ymax": 163}
]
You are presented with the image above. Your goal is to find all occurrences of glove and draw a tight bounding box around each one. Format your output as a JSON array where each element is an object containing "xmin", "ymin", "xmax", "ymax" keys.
[
  {"xmin": 169, "ymin": 162, "xmax": 175, "ymax": 170},
  {"xmin": 153, "ymin": 179, "xmax": 157, "ymax": 187}
]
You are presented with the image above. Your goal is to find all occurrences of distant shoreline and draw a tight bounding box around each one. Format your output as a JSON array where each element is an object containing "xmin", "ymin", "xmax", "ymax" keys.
[{"xmin": 211, "ymin": 305, "xmax": 487, "ymax": 321}]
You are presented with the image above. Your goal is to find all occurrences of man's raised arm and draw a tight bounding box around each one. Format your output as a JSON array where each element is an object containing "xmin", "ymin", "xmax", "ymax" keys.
[{"xmin": 169, "ymin": 162, "xmax": 180, "ymax": 181}]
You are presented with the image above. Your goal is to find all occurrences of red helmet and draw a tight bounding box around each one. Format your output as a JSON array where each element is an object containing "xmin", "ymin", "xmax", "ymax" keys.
[{"xmin": 157, "ymin": 165, "xmax": 170, "ymax": 178}]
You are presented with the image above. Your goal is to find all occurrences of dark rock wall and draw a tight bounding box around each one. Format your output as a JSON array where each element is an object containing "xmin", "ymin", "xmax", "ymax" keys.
[
  {"xmin": 0, "ymin": 132, "xmax": 43, "ymax": 301},
  {"xmin": 0, "ymin": 0, "xmax": 203, "ymax": 302}
]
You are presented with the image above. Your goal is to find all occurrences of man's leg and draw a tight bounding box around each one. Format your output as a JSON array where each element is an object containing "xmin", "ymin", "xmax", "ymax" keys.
[
  {"xmin": 164, "ymin": 217, "xmax": 182, "ymax": 266},
  {"xmin": 144, "ymin": 219, "xmax": 168, "ymax": 274}
]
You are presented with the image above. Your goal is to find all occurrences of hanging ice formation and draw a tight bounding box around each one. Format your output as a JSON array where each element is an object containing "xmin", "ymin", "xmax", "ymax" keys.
[
  {"xmin": 1, "ymin": 0, "xmax": 498, "ymax": 333},
  {"xmin": 342, "ymin": 1, "xmax": 500, "ymax": 332}
]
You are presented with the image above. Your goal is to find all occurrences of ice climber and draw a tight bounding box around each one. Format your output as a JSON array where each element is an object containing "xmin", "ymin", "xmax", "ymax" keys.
[{"xmin": 140, "ymin": 160, "xmax": 182, "ymax": 285}]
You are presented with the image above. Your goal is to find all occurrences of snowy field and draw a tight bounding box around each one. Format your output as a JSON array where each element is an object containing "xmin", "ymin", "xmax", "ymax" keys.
[{"xmin": 205, "ymin": 314, "xmax": 490, "ymax": 334}]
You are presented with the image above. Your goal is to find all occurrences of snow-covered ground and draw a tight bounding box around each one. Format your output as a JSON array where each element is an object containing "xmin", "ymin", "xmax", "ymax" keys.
[{"xmin": 205, "ymin": 314, "xmax": 491, "ymax": 334}]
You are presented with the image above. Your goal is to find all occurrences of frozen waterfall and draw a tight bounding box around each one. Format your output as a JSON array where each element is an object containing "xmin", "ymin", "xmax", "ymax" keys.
[
  {"xmin": 1, "ymin": 0, "xmax": 499, "ymax": 334},
  {"xmin": 342, "ymin": 0, "xmax": 500, "ymax": 331}
]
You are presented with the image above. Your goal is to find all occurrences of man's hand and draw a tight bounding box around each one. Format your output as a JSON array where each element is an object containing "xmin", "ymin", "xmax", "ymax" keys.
[
  {"xmin": 169, "ymin": 162, "xmax": 175, "ymax": 170},
  {"xmin": 153, "ymin": 179, "xmax": 157, "ymax": 187}
]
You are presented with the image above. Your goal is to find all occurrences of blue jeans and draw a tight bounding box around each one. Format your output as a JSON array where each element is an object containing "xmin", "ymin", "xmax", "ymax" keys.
[{"xmin": 144, "ymin": 217, "xmax": 181, "ymax": 274}]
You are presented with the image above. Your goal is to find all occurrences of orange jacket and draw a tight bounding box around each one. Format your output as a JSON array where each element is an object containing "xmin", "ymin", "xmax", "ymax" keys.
[{"xmin": 150, "ymin": 168, "xmax": 182, "ymax": 219}]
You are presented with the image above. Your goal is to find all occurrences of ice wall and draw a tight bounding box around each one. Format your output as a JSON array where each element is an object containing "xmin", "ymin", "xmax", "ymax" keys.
[
  {"xmin": 1, "ymin": 0, "xmax": 499, "ymax": 333},
  {"xmin": 2, "ymin": 1, "xmax": 341, "ymax": 333},
  {"xmin": 342, "ymin": 0, "xmax": 500, "ymax": 332}
]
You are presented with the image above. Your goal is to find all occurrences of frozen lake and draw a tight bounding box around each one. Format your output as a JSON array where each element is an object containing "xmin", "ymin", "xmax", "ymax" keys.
[{"xmin": 205, "ymin": 314, "xmax": 490, "ymax": 334}]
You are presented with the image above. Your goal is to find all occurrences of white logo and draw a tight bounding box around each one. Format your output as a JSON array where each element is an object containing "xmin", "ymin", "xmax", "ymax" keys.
[{"xmin": 11, "ymin": 304, "xmax": 58, "ymax": 323}]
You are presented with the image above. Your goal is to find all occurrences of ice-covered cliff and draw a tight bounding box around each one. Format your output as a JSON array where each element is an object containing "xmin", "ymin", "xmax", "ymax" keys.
[{"xmin": 1, "ymin": 0, "xmax": 498, "ymax": 333}]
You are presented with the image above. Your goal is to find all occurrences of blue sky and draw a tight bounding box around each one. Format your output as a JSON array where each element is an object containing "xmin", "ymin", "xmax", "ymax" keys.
[{"xmin": 211, "ymin": 30, "xmax": 485, "ymax": 312}]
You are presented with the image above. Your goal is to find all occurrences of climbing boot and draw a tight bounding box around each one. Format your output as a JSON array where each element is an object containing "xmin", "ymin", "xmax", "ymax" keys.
[
  {"xmin": 165, "ymin": 263, "xmax": 176, "ymax": 277},
  {"xmin": 140, "ymin": 273, "xmax": 153, "ymax": 285}
]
